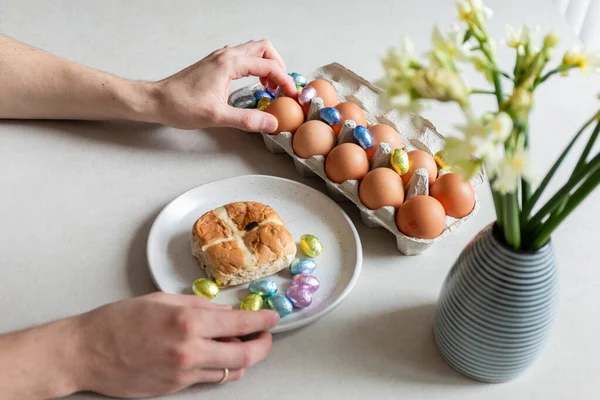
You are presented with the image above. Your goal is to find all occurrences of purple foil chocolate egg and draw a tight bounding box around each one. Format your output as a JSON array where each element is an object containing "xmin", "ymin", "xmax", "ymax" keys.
[
  {"xmin": 291, "ymin": 274, "xmax": 320, "ymax": 293},
  {"xmin": 297, "ymin": 86, "xmax": 317, "ymax": 106},
  {"xmin": 286, "ymin": 285, "xmax": 313, "ymax": 308}
]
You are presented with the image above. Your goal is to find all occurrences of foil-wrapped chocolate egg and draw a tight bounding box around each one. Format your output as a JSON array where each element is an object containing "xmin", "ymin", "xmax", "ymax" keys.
[
  {"xmin": 300, "ymin": 234, "xmax": 323, "ymax": 257},
  {"xmin": 390, "ymin": 148, "xmax": 410, "ymax": 175},
  {"xmin": 291, "ymin": 274, "xmax": 320, "ymax": 293},
  {"xmin": 249, "ymin": 278, "xmax": 278, "ymax": 298},
  {"xmin": 286, "ymin": 285, "xmax": 313, "ymax": 308},
  {"xmin": 232, "ymin": 94, "xmax": 257, "ymax": 109},
  {"xmin": 240, "ymin": 294, "xmax": 264, "ymax": 311},
  {"xmin": 267, "ymin": 294, "xmax": 293, "ymax": 317},
  {"xmin": 289, "ymin": 258, "xmax": 317, "ymax": 275},
  {"xmin": 192, "ymin": 278, "xmax": 219, "ymax": 300},
  {"xmin": 257, "ymin": 97, "xmax": 271, "ymax": 111},
  {"xmin": 353, "ymin": 126, "xmax": 373, "ymax": 149},
  {"xmin": 266, "ymin": 86, "xmax": 278, "ymax": 98},
  {"xmin": 254, "ymin": 90, "xmax": 274, "ymax": 101},
  {"xmin": 320, "ymin": 107, "xmax": 342, "ymax": 125},
  {"xmin": 298, "ymin": 86, "xmax": 317, "ymax": 106},
  {"xmin": 289, "ymin": 72, "xmax": 308, "ymax": 88},
  {"xmin": 434, "ymin": 150, "xmax": 451, "ymax": 170}
]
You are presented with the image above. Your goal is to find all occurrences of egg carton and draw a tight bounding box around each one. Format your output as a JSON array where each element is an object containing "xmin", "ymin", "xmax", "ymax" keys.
[{"xmin": 228, "ymin": 62, "xmax": 484, "ymax": 255}]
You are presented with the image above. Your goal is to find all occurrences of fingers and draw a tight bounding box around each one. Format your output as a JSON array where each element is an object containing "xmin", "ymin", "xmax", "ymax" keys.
[
  {"xmin": 236, "ymin": 40, "xmax": 286, "ymax": 90},
  {"xmin": 201, "ymin": 331, "xmax": 273, "ymax": 369},
  {"xmin": 199, "ymin": 309, "xmax": 279, "ymax": 338},
  {"xmin": 231, "ymin": 57, "xmax": 296, "ymax": 97},
  {"xmin": 217, "ymin": 107, "xmax": 278, "ymax": 134},
  {"xmin": 198, "ymin": 368, "xmax": 245, "ymax": 384},
  {"xmin": 235, "ymin": 40, "xmax": 286, "ymax": 70},
  {"xmin": 150, "ymin": 292, "xmax": 232, "ymax": 310}
]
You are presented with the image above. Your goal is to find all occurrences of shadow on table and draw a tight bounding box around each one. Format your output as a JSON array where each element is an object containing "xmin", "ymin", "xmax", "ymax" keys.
[
  {"xmin": 125, "ymin": 208, "xmax": 162, "ymax": 296},
  {"xmin": 275, "ymin": 303, "xmax": 476, "ymax": 387}
]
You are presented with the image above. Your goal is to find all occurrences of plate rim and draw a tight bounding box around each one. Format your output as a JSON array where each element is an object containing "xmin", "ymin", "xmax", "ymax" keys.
[{"xmin": 146, "ymin": 174, "xmax": 363, "ymax": 333}]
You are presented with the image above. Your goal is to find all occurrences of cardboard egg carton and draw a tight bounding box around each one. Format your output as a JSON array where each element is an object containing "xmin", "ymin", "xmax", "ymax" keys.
[{"xmin": 228, "ymin": 62, "xmax": 484, "ymax": 255}]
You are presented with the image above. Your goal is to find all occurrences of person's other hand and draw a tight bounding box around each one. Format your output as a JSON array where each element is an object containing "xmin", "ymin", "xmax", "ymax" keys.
[
  {"xmin": 73, "ymin": 292, "xmax": 279, "ymax": 398},
  {"xmin": 151, "ymin": 40, "xmax": 296, "ymax": 133}
]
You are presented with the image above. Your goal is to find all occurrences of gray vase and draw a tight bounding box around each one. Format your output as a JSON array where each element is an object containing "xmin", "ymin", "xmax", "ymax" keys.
[{"xmin": 433, "ymin": 224, "xmax": 558, "ymax": 383}]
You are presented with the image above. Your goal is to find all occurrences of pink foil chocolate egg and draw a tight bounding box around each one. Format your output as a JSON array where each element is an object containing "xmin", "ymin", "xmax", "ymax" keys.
[
  {"xmin": 286, "ymin": 285, "xmax": 313, "ymax": 308},
  {"xmin": 291, "ymin": 274, "xmax": 320, "ymax": 293}
]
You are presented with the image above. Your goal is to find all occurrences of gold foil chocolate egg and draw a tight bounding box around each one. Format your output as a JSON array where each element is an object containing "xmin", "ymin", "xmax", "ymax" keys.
[
  {"xmin": 434, "ymin": 150, "xmax": 451, "ymax": 170},
  {"xmin": 390, "ymin": 148, "xmax": 410, "ymax": 176},
  {"xmin": 257, "ymin": 97, "xmax": 272, "ymax": 111},
  {"xmin": 300, "ymin": 234, "xmax": 323, "ymax": 258},
  {"xmin": 240, "ymin": 294, "xmax": 264, "ymax": 311},
  {"xmin": 192, "ymin": 278, "xmax": 219, "ymax": 299}
]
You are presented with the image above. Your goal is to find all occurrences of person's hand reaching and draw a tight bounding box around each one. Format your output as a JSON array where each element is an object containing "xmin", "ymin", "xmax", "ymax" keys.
[
  {"xmin": 151, "ymin": 40, "xmax": 296, "ymax": 133},
  {"xmin": 72, "ymin": 292, "xmax": 279, "ymax": 398}
]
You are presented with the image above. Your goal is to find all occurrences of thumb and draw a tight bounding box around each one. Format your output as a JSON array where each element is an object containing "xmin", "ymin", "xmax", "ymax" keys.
[{"xmin": 221, "ymin": 107, "xmax": 278, "ymax": 134}]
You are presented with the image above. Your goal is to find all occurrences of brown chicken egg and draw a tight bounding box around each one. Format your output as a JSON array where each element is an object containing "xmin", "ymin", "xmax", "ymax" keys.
[
  {"xmin": 401, "ymin": 150, "xmax": 438, "ymax": 185},
  {"xmin": 359, "ymin": 168, "xmax": 405, "ymax": 210},
  {"xmin": 293, "ymin": 120, "xmax": 337, "ymax": 159},
  {"xmin": 366, "ymin": 124, "xmax": 404, "ymax": 161},
  {"xmin": 265, "ymin": 97, "xmax": 305, "ymax": 135},
  {"xmin": 395, "ymin": 195, "xmax": 446, "ymax": 239},
  {"xmin": 325, "ymin": 143, "xmax": 369, "ymax": 183},
  {"xmin": 332, "ymin": 102, "xmax": 367, "ymax": 135},
  {"xmin": 305, "ymin": 79, "xmax": 338, "ymax": 108},
  {"xmin": 430, "ymin": 172, "xmax": 475, "ymax": 218}
]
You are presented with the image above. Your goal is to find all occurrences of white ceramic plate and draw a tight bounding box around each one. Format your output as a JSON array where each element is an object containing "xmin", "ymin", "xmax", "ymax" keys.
[{"xmin": 147, "ymin": 175, "xmax": 363, "ymax": 333}]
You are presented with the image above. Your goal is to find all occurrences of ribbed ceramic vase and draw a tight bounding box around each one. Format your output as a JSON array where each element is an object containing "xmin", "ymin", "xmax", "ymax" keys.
[{"xmin": 433, "ymin": 224, "xmax": 558, "ymax": 383}]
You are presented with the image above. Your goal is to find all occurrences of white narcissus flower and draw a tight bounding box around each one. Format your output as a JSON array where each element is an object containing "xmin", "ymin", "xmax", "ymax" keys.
[
  {"xmin": 488, "ymin": 112, "xmax": 513, "ymax": 142},
  {"xmin": 431, "ymin": 24, "xmax": 471, "ymax": 62},
  {"xmin": 412, "ymin": 67, "xmax": 471, "ymax": 106},
  {"xmin": 482, "ymin": 142, "xmax": 505, "ymax": 179},
  {"xmin": 562, "ymin": 46, "xmax": 600, "ymax": 74},
  {"xmin": 492, "ymin": 150, "xmax": 535, "ymax": 194},
  {"xmin": 505, "ymin": 24, "xmax": 524, "ymax": 48},
  {"xmin": 457, "ymin": 0, "xmax": 493, "ymax": 22}
]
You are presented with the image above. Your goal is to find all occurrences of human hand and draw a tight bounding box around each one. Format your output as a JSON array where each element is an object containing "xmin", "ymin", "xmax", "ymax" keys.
[
  {"xmin": 149, "ymin": 40, "xmax": 296, "ymax": 133},
  {"xmin": 73, "ymin": 292, "xmax": 279, "ymax": 398}
]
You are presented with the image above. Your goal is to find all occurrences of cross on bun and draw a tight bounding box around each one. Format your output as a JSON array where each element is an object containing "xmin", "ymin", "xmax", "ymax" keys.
[{"xmin": 191, "ymin": 201, "xmax": 297, "ymax": 288}]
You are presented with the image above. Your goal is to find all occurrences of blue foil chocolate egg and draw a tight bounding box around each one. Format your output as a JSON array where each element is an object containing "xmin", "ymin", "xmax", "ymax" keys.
[
  {"xmin": 289, "ymin": 258, "xmax": 317, "ymax": 275},
  {"xmin": 267, "ymin": 294, "xmax": 293, "ymax": 317},
  {"xmin": 320, "ymin": 107, "xmax": 342, "ymax": 125},
  {"xmin": 248, "ymin": 278, "xmax": 278, "ymax": 298},
  {"xmin": 289, "ymin": 72, "xmax": 308, "ymax": 88},
  {"xmin": 254, "ymin": 90, "xmax": 274, "ymax": 101},
  {"xmin": 353, "ymin": 125, "xmax": 374, "ymax": 149}
]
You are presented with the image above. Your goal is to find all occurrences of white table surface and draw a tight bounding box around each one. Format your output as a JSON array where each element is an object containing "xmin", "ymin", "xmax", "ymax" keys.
[{"xmin": 1, "ymin": 1, "xmax": 599, "ymax": 399}]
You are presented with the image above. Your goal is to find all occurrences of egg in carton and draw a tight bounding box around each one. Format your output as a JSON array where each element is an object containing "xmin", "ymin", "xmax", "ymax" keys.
[{"xmin": 228, "ymin": 62, "xmax": 484, "ymax": 255}]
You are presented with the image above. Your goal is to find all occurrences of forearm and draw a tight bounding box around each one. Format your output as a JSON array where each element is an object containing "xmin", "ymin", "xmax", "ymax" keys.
[
  {"xmin": 0, "ymin": 35, "xmax": 158, "ymax": 122},
  {"xmin": 0, "ymin": 318, "xmax": 83, "ymax": 400}
]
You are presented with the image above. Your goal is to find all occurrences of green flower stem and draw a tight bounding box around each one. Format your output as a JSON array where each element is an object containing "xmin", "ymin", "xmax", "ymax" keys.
[
  {"xmin": 532, "ymin": 167, "xmax": 600, "ymax": 249},
  {"xmin": 555, "ymin": 121, "xmax": 600, "ymax": 214},
  {"xmin": 522, "ymin": 116, "xmax": 598, "ymax": 220},
  {"xmin": 503, "ymin": 192, "xmax": 521, "ymax": 248},
  {"xmin": 534, "ymin": 65, "xmax": 576, "ymax": 89},
  {"xmin": 574, "ymin": 120, "xmax": 600, "ymax": 174},
  {"xmin": 471, "ymin": 89, "xmax": 497, "ymax": 95},
  {"xmin": 492, "ymin": 185, "xmax": 504, "ymax": 230},
  {"xmin": 520, "ymin": 121, "xmax": 531, "ymax": 213},
  {"xmin": 526, "ymin": 153, "xmax": 600, "ymax": 231}
]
